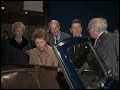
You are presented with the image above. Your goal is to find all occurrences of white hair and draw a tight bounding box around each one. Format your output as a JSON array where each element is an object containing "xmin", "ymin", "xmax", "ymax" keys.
[
  {"xmin": 99, "ymin": 17, "xmax": 108, "ymax": 31},
  {"xmin": 89, "ymin": 17, "xmax": 108, "ymax": 32},
  {"xmin": 48, "ymin": 20, "xmax": 60, "ymax": 30}
]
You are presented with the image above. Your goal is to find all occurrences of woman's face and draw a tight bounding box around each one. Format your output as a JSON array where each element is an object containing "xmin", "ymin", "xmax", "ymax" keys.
[
  {"xmin": 35, "ymin": 38, "xmax": 46, "ymax": 50},
  {"xmin": 15, "ymin": 27, "xmax": 24, "ymax": 38}
]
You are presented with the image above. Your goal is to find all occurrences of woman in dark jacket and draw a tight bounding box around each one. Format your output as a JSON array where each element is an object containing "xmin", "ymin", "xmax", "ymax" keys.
[{"xmin": 4, "ymin": 21, "xmax": 31, "ymax": 65}]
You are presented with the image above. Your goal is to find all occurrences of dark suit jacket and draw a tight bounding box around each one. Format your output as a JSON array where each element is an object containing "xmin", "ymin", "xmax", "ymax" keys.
[
  {"xmin": 94, "ymin": 32, "xmax": 119, "ymax": 77},
  {"xmin": 48, "ymin": 31, "xmax": 71, "ymax": 46},
  {"xmin": 68, "ymin": 36, "xmax": 89, "ymax": 69}
]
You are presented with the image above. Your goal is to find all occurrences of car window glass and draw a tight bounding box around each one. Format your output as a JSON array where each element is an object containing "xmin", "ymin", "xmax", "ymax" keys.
[{"xmin": 67, "ymin": 42, "xmax": 106, "ymax": 89}]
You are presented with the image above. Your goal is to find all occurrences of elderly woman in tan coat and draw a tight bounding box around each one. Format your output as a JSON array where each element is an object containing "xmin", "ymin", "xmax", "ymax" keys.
[{"xmin": 28, "ymin": 28, "xmax": 58, "ymax": 67}]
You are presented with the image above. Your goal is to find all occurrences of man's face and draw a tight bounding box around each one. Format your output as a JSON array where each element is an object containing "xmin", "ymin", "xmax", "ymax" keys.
[
  {"xmin": 49, "ymin": 23, "xmax": 60, "ymax": 36},
  {"xmin": 88, "ymin": 18, "xmax": 101, "ymax": 39},
  {"xmin": 88, "ymin": 19, "xmax": 98, "ymax": 39},
  {"xmin": 88, "ymin": 26, "xmax": 99, "ymax": 39},
  {"xmin": 88, "ymin": 28, "xmax": 96, "ymax": 39},
  {"xmin": 70, "ymin": 23, "xmax": 82, "ymax": 37}
]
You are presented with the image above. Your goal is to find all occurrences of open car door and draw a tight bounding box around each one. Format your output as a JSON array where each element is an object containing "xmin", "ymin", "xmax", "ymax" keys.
[{"xmin": 53, "ymin": 37, "xmax": 110, "ymax": 89}]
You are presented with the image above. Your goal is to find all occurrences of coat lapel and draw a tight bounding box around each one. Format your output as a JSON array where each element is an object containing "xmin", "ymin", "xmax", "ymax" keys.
[{"xmin": 94, "ymin": 32, "xmax": 107, "ymax": 49}]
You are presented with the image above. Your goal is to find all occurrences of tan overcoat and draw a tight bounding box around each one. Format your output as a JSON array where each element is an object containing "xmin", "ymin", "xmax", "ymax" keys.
[{"xmin": 29, "ymin": 44, "xmax": 58, "ymax": 67}]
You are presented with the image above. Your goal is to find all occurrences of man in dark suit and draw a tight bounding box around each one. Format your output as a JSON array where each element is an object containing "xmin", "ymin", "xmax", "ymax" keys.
[
  {"xmin": 48, "ymin": 20, "xmax": 71, "ymax": 46},
  {"xmin": 88, "ymin": 17, "xmax": 119, "ymax": 79},
  {"xmin": 68, "ymin": 19, "xmax": 89, "ymax": 69}
]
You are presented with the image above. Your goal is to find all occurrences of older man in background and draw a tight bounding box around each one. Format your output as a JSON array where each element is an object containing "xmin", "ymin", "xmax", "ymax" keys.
[{"xmin": 48, "ymin": 20, "xmax": 71, "ymax": 46}]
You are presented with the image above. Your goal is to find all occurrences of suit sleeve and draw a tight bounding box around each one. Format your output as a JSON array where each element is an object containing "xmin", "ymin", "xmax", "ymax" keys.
[{"xmin": 115, "ymin": 34, "xmax": 119, "ymax": 60}]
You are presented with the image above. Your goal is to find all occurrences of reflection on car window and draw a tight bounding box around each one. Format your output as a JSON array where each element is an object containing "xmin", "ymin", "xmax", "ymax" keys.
[
  {"xmin": 67, "ymin": 42, "xmax": 89, "ymax": 69},
  {"xmin": 67, "ymin": 42, "xmax": 106, "ymax": 89}
]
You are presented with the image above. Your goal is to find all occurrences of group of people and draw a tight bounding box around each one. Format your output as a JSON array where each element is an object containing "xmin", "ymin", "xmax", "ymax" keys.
[{"xmin": 1, "ymin": 17, "xmax": 119, "ymax": 79}]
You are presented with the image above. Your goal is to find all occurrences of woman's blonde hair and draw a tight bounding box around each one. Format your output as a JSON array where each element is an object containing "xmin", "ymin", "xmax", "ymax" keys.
[
  {"xmin": 10, "ymin": 21, "xmax": 25, "ymax": 37},
  {"xmin": 32, "ymin": 28, "xmax": 48, "ymax": 43}
]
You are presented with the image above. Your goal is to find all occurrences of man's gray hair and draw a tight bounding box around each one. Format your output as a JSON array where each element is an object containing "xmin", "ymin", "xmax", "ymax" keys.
[
  {"xmin": 89, "ymin": 17, "xmax": 108, "ymax": 32},
  {"xmin": 99, "ymin": 17, "xmax": 108, "ymax": 31},
  {"xmin": 48, "ymin": 20, "xmax": 60, "ymax": 29}
]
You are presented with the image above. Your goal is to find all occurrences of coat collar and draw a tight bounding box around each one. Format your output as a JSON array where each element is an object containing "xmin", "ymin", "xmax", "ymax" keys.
[
  {"xmin": 10, "ymin": 36, "xmax": 29, "ymax": 50},
  {"xmin": 94, "ymin": 32, "xmax": 108, "ymax": 49},
  {"xmin": 37, "ymin": 44, "xmax": 49, "ymax": 56}
]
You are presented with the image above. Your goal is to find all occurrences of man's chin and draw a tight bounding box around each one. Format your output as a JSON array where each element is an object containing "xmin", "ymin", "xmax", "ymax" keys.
[{"xmin": 52, "ymin": 33, "xmax": 58, "ymax": 36}]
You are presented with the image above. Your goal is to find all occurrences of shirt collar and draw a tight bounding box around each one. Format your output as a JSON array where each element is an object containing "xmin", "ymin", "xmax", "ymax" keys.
[
  {"xmin": 54, "ymin": 32, "xmax": 61, "ymax": 40},
  {"xmin": 96, "ymin": 31, "xmax": 105, "ymax": 41},
  {"xmin": 73, "ymin": 34, "xmax": 82, "ymax": 37},
  {"xmin": 94, "ymin": 31, "xmax": 105, "ymax": 47}
]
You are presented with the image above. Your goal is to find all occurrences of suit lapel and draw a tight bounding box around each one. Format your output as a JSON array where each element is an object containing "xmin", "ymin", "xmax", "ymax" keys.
[
  {"xmin": 95, "ymin": 32, "xmax": 107, "ymax": 49},
  {"xmin": 49, "ymin": 34, "xmax": 55, "ymax": 45}
]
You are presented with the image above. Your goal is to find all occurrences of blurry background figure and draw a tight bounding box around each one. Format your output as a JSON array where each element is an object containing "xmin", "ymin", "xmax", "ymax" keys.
[
  {"xmin": 113, "ymin": 27, "xmax": 119, "ymax": 34},
  {"xmin": 48, "ymin": 20, "xmax": 71, "ymax": 46},
  {"xmin": 1, "ymin": 31, "xmax": 9, "ymax": 40},
  {"xmin": 1, "ymin": 31, "xmax": 9, "ymax": 65},
  {"xmin": 3, "ymin": 21, "xmax": 31, "ymax": 65}
]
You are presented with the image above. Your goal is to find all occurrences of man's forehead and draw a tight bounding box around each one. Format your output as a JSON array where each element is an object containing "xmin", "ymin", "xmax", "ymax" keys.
[
  {"xmin": 72, "ymin": 23, "xmax": 81, "ymax": 26},
  {"xmin": 50, "ymin": 23, "xmax": 58, "ymax": 27},
  {"xmin": 49, "ymin": 20, "xmax": 58, "ymax": 24}
]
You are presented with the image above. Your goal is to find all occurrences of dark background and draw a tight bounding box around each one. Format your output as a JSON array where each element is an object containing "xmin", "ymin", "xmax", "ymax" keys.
[
  {"xmin": 47, "ymin": 0, "xmax": 119, "ymax": 34},
  {"xmin": 1, "ymin": 0, "xmax": 119, "ymax": 34}
]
